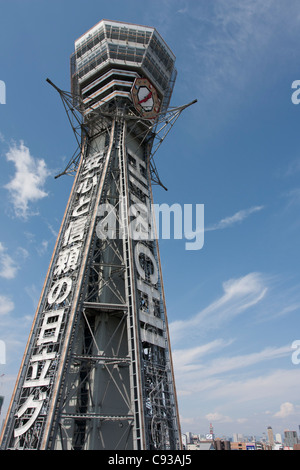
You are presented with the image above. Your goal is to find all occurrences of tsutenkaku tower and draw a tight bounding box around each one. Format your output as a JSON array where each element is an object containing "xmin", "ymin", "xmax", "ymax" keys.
[{"xmin": 0, "ymin": 19, "xmax": 192, "ymax": 451}]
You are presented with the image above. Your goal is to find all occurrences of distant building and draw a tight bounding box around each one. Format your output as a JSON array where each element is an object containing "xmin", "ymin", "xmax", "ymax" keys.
[
  {"xmin": 273, "ymin": 444, "xmax": 283, "ymax": 450},
  {"xmin": 233, "ymin": 433, "xmax": 244, "ymax": 442},
  {"xmin": 214, "ymin": 438, "xmax": 231, "ymax": 450},
  {"xmin": 187, "ymin": 441, "xmax": 215, "ymax": 450},
  {"xmin": 198, "ymin": 442, "xmax": 215, "ymax": 450},
  {"xmin": 255, "ymin": 442, "xmax": 266, "ymax": 450},
  {"xmin": 284, "ymin": 430, "xmax": 299, "ymax": 448},
  {"xmin": 231, "ymin": 441, "xmax": 258, "ymax": 450},
  {"xmin": 267, "ymin": 426, "xmax": 275, "ymax": 447}
]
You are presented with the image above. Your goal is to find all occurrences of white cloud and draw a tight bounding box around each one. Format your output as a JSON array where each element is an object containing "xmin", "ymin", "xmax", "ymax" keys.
[
  {"xmin": 24, "ymin": 284, "xmax": 40, "ymax": 308},
  {"xmin": 284, "ymin": 158, "xmax": 300, "ymax": 177},
  {"xmin": 36, "ymin": 240, "xmax": 49, "ymax": 256},
  {"xmin": 0, "ymin": 242, "xmax": 29, "ymax": 279},
  {"xmin": 170, "ymin": 271, "xmax": 300, "ymax": 431},
  {"xmin": 205, "ymin": 412, "xmax": 232, "ymax": 423},
  {"xmin": 177, "ymin": 369, "xmax": 300, "ymax": 434},
  {"xmin": 0, "ymin": 242, "xmax": 19, "ymax": 279},
  {"xmin": 4, "ymin": 141, "xmax": 50, "ymax": 219},
  {"xmin": 206, "ymin": 206, "xmax": 264, "ymax": 232},
  {"xmin": 274, "ymin": 402, "xmax": 295, "ymax": 419},
  {"xmin": 285, "ymin": 187, "xmax": 300, "ymax": 208},
  {"xmin": 205, "ymin": 346, "xmax": 291, "ymax": 378},
  {"xmin": 173, "ymin": 340, "xmax": 291, "ymax": 384},
  {"xmin": 173, "ymin": 343, "xmax": 292, "ymax": 399},
  {"xmin": 182, "ymin": 0, "xmax": 295, "ymax": 93},
  {"xmin": 173, "ymin": 339, "xmax": 233, "ymax": 373},
  {"xmin": 210, "ymin": 369, "xmax": 300, "ymax": 406},
  {"xmin": 16, "ymin": 247, "xmax": 29, "ymax": 260},
  {"xmin": 0, "ymin": 295, "xmax": 14, "ymax": 315},
  {"xmin": 179, "ymin": 415, "xmax": 195, "ymax": 427},
  {"xmin": 170, "ymin": 272, "xmax": 268, "ymax": 342},
  {"xmin": 46, "ymin": 222, "xmax": 59, "ymax": 238},
  {"xmin": 237, "ymin": 418, "xmax": 248, "ymax": 424}
]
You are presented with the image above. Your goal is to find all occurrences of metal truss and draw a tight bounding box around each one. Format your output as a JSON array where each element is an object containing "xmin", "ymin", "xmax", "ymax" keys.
[
  {"xmin": 46, "ymin": 78, "xmax": 196, "ymax": 190},
  {"xmin": 0, "ymin": 77, "xmax": 187, "ymax": 450},
  {"xmin": 39, "ymin": 117, "xmax": 181, "ymax": 450}
]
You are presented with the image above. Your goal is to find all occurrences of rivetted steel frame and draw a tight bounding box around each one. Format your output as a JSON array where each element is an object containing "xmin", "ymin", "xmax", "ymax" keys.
[{"xmin": 0, "ymin": 103, "xmax": 182, "ymax": 450}]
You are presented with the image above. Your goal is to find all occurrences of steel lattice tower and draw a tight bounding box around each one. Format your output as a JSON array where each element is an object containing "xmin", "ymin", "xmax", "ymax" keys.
[{"xmin": 0, "ymin": 20, "xmax": 195, "ymax": 451}]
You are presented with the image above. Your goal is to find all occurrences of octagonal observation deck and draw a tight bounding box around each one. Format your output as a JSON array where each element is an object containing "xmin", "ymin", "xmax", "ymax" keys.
[{"xmin": 70, "ymin": 19, "xmax": 177, "ymax": 117}]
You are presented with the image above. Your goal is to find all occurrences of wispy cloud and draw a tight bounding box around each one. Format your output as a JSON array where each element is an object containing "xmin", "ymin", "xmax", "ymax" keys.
[
  {"xmin": 205, "ymin": 412, "xmax": 232, "ymax": 424},
  {"xmin": 284, "ymin": 158, "xmax": 300, "ymax": 177},
  {"xmin": 4, "ymin": 141, "xmax": 51, "ymax": 219},
  {"xmin": 0, "ymin": 242, "xmax": 29, "ymax": 279},
  {"xmin": 174, "ymin": 0, "xmax": 282, "ymax": 95},
  {"xmin": 36, "ymin": 240, "xmax": 49, "ymax": 256},
  {"xmin": 151, "ymin": 0, "xmax": 300, "ymax": 127},
  {"xmin": 206, "ymin": 206, "xmax": 264, "ymax": 232},
  {"xmin": 210, "ymin": 369, "xmax": 300, "ymax": 406},
  {"xmin": 284, "ymin": 187, "xmax": 300, "ymax": 208},
  {"xmin": 0, "ymin": 295, "xmax": 14, "ymax": 316},
  {"xmin": 175, "ymin": 358, "xmax": 299, "ymax": 409},
  {"xmin": 0, "ymin": 242, "xmax": 19, "ymax": 279},
  {"xmin": 24, "ymin": 284, "xmax": 40, "ymax": 309},
  {"xmin": 170, "ymin": 272, "xmax": 268, "ymax": 342},
  {"xmin": 173, "ymin": 338, "xmax": 233, "ymax": 373},
  {"xmin": 173, "ymin": 342, "xmax": 291, "ymax": 396},
  {"xmin": 178, "ymin": 370, "xmax": 300, "ymax": 431},
  {"xmin": 46, "ymin": 222, "xmax": 59, "ymax": 238},
  {"xmin": 170, "ymin": 271, "xmax": 300, "ymax": 429},
  {"xmin": 184, "ymin": 345, "xmax": 290, "ymax": 381}
]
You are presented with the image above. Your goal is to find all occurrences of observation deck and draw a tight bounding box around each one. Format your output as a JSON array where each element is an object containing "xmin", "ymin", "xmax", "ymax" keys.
[{"xmin": 71, "ymin": 19, "xmax": 177, "ymax": 116}]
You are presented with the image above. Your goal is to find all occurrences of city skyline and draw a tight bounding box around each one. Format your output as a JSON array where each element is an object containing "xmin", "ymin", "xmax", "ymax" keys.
[
  {"xmin": 182, "ymin": 424, "xmax": 300, "ymax": 450},
  {"xmin": 1, "ymin": 0, "xmax": 300, "ymax": 439},
  {"xmin": 182, "ymin": 422, "xmax": 298, "ymax": 441}
]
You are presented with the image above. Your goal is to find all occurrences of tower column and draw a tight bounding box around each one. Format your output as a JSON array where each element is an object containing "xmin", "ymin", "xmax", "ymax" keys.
[{"xmin": 0, "ymin": 19, "xmax": 183, "ymax": 451}]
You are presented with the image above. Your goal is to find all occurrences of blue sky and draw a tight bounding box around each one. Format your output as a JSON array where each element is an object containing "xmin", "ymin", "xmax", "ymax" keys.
[{"xmin": 1, "ymin": 0, "xmax": 300, "ymax": 440}]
